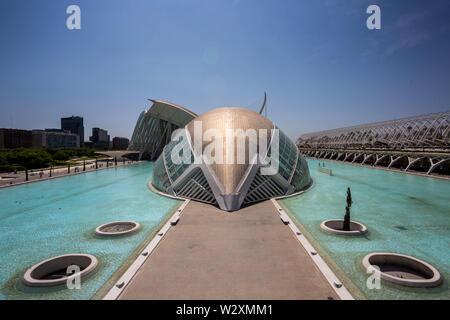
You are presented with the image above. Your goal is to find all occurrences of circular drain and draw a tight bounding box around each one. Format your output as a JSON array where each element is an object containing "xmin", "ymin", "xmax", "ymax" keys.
[
  {"xmin": 95, "ymin": 221, "xmax": 140, "ymax": 236},
  {"xmin": 23, "ymin": 254, "xmax": 98, "ymax": 287},
  {"xmin": 362, "ymin": 252, "xmax": 442, "ymax": 288},
  {"xmin": 320, "ymin": 219, "xmax": 367, "ymax": 235}
]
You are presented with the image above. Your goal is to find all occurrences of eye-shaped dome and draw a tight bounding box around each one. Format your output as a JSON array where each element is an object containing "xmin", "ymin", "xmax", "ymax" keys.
[
  {"xmin": 186, "ymin": 107, "xmax": 274, "ymax": 195},
  {"xmin": 153, "ymin": 107, "xmax": 311, "ymax": 211}
]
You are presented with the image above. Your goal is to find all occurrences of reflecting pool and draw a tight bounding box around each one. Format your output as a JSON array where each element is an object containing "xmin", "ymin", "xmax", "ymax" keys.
[
  {"xmin": 0, "ymin": 162, "xmax": 181, "ymax": 299},
  {"xmin": 280, "ymin": 159, "xmax": 450, "ymax": 300}
]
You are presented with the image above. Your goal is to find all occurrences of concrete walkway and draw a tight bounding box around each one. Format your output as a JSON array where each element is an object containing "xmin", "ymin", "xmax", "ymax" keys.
[{"xmin": 119, "ymin": 200, "xmax": 338, "ymax": 300}]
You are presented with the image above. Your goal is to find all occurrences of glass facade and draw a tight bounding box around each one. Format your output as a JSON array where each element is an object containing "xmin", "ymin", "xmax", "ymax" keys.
[
  {"xmin": 152, "ymin": 151, "xmax": 171, "ymax": 192},
  {"xmin": 128, "ymin": 101, "xmax": 197, "ymax": 160},
  {"xmin": 276, "ymin": 128, "xmax": 298, "ymax": 181},
  {"xmin": 289, "ymin": 153, "xmax": 311, "ymax": 191},
  {"xmin": 163, "ymin": 129, "xmax": 194, "ymax": 183},
  {"xmin": 128, "ymin": 111, "xmax": 178, "ymax": 160}
]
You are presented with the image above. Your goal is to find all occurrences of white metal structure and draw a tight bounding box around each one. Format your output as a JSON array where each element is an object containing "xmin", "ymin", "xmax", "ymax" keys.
[{"xmin": 297, "ymin": 111, "xmax": 450, "ymax": 150}]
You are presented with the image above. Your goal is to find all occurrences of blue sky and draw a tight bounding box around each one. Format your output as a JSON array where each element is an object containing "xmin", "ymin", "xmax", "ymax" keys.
[{"xmin": 0, "ymin": 0, "xmax": 449, "ymax": 140}]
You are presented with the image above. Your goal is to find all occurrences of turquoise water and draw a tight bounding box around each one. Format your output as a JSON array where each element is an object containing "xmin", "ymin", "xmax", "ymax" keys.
[
  {"xmin": 281, "ymin": 159, "xmax": 450, "ymax": 300},
  {"xmin": 0, "ymin": 162, "xmax": 181, "ymax": 300}
]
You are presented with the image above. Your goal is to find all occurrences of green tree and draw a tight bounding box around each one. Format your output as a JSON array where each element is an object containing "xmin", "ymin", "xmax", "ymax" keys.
[
  {"xmin": 6, "ymin": 149, "xmax": 52, "ymax": 169},
  {"xmin": 53, "ymin": 150, "xmax": 70, "ymax": 161}
]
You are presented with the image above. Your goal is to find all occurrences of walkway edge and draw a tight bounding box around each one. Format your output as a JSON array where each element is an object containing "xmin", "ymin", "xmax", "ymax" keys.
[
  {"xmin": 306, "ymin": 157, "xmax": 450, "ymax": 181},
  {"xmin": 0, "ymin": 161, "xmax": 143, "ymax": 189},
  {"xmin": 270, "ymin": 199, "xmax": 354, "ymax": 300},
  {"xmin": 102, "ymin": 199, "xmax": 190, "ymax": 300}
]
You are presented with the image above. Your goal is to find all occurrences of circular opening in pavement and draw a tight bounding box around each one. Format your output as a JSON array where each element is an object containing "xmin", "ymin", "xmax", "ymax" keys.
[
  {"xmin": 23, "ymin": 254, "xmax": 98, "ymax": 287},
  {"xmin": 362, "ymin": 252, "xmax": 442, "ymax": 287},
  {"xmin": 95, "ymin": 221, "xmax": 140, "ymax": 236},
  {"xmin": 320, "ymin": 219, "xmax": 367, "ymax": 235}
]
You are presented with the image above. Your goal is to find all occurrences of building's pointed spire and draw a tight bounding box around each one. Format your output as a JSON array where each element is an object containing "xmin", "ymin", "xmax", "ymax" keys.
[{"xmin": 259, "ymin": 91, "xmax": 267, "ymax": 115}]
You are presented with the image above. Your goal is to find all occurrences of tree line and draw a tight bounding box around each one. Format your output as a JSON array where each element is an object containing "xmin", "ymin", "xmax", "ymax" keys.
[{"xmin": 0, "ymin": 148, "xmax": 99, "ymax": 172}]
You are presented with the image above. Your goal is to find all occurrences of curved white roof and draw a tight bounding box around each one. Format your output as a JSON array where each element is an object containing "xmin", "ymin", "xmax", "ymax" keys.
[{"xmin": 147, "ymin": 99, "xmax": 197, "ymax": 127}]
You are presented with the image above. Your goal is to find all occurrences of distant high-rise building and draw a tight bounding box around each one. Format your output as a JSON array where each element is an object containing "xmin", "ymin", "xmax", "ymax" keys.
[
  {"xmin": 32, "ymin": 129, "xmax": 80, "ymax": 148},
  {"xmin": 61, "ymin": 116, "xmax": 84, "ymax": 147},
  {"xmin": 89, "ymin": 127, "xmax": 110, "ymax": 148},
  {"xmin": 112, "ymin": 137, "xmax": 129, "ymax": 150},
  {"xmin": 0, "ymin": 129, "xmax": 32, "ymax": 149}
]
